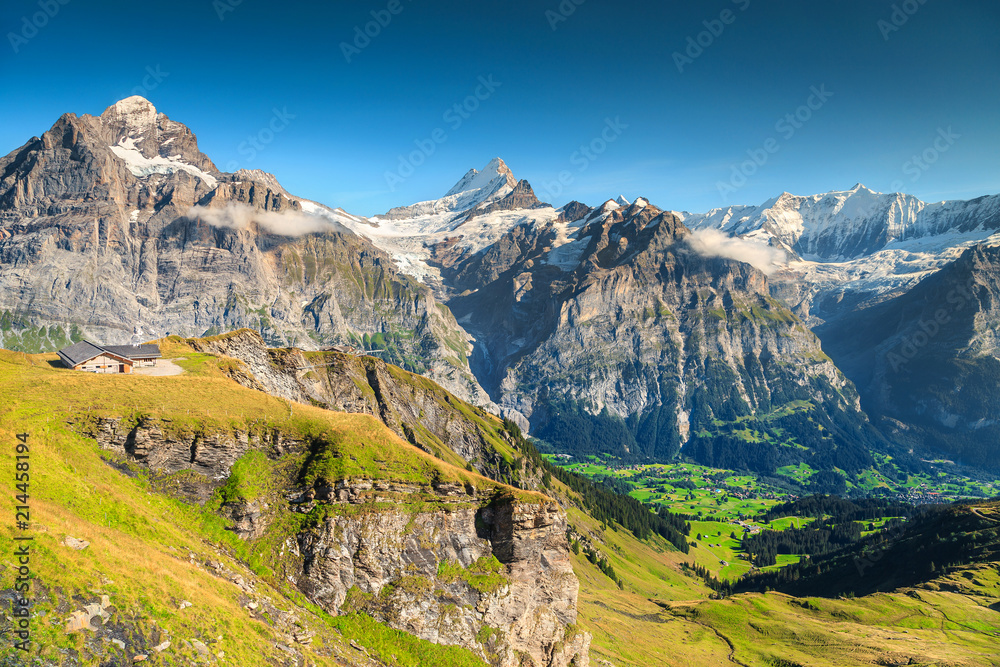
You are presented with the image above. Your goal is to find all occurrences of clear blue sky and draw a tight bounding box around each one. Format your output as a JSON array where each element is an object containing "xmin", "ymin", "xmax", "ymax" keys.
[{"xmin": 1, "ymin": 0, "xmax": 998, "ymax": 216}]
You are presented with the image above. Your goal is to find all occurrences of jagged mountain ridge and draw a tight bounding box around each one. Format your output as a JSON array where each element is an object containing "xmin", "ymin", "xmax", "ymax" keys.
[
  {"xmin": 676, "ymin": 185, "xmax": 1000, "ymax": 326},
  {"xmin": 6, "ymin": 96, "xmax": 999, "ymax": 473},
  {"xmin": 445, "ymin": 198, "xmax": 883, "ymax": 471},
  {"xmin": 337, "ymin": 165, "xmax": 887, "ymax": 470},
  {"xmin": 678, "ymin": 184, "xmax": 1000, "ymax": 262},
  {"xmin": 818, "ymin": 244, "xmax": 1000, "ymax": 470},
  {"xmin": 0, "ymin": 96, "xmax": 488, "ymax": 403},
  {"xmin": 673, "ymin": 184, "xmax": 1000, "ymax": 467}
]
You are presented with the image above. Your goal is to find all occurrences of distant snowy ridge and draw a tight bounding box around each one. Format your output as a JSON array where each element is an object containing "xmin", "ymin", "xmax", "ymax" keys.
[
  {"xmin": 672, "ymin": 184, "xmax": 1000, "ymax": 324},
  {"xmin": 676, "ymin": 184, "xmax": 1000, "ymax": 262},
  {"xmin": 334, "ymin": 158, "xmax": 562, "ymax": 281}
]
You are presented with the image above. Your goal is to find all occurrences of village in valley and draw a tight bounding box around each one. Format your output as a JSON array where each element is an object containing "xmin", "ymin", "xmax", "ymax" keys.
[{"xmin": 549, "ymin": 453, "xmax": 1000, "ymax": 581}]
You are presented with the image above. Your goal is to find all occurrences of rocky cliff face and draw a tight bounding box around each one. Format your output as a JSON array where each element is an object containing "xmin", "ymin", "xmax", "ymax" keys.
[
  {"xmin": 448, "ymin": 199, "xmax": 879, "ymax": 470},
  {"xmin": 291, "ymin": 494, "xmax": 588, "ymax": 667},
  {"xmin": 817, "ymin": 244, "xmax": 1000, "ymax": 470},
  {"xmin": 187, "ymin": 329, "xmax": 533, "ymax": 486},
  {"xmin": 464, "ymin": 179, "xmax": 548, "ymax": 222},
  {"xmin": 0, "ymin": 96, "xmax": 487, "ymax": 404},
  {"xmin": 78, "ymin": 407, "xmax": 589, "ymax": 667}
]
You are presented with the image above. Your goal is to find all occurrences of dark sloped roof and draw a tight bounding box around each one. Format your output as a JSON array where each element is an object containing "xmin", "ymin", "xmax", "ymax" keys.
[
  {"xmin": 103, "ymin": 344, "xmax": 162, "ymax": 359},
  {"xmin": 57, "ymin": 341, "xmax": 161, "ymax": 368},
  {"xmin": 57, "ymin": 341, "xmax": 107, "ymax": 367}
]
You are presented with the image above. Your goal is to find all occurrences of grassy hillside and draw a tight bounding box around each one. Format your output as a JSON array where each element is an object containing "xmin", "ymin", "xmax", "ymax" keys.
[
  {"xmin": 546, "ymin": 478, "xmax": 1000, "ymax": 667},
  {"xmin": 0, "ymin": 339, "xmax": 536, "ymax": 666},
  {"xmin": 3, "ymin": 336, "xmax": 1000, "ymax": 666}
]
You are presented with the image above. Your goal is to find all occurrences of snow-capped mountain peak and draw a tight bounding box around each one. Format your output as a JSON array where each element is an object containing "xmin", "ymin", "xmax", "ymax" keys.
[
  {"xmin": 380, "ymin": 158, "xmax": 519, "ymax": 222},
  {"xmin": 444, "ymin": 157, "xmax": 516, "ymax": 198},
  {"xmin": 99, "ymin": 96, "xmax": 220, "ymax": 186},
  {"xmin": 614, "ymin": 195, "xmax": 630, "ymax": 206},
  {"xmin": 338, "ymin": 158, "xmax": 558, "ymax": 282},
  {"xmin": 101, "ymin": 95, "xmax": 158, "ymax": 138}
]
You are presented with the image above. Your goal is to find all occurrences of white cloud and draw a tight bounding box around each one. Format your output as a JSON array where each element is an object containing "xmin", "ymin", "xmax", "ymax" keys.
[
  {"xmin": 186, "ymin": 203, "xmax": 338, "ymax": 237},
  {"xmin": 687, "ymin": 228, "xmax": 787, "ymax": 274}
]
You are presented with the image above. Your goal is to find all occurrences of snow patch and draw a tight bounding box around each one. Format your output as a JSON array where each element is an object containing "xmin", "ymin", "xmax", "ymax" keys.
[{"xmin": 110, "ymin": 137, "xmax": 218, "ymax": 187}]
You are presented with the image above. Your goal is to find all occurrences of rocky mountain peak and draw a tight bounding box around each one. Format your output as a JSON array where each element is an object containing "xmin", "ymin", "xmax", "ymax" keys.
[
  {"xmin": 99, "ymin": 96, "xmax": 162, "ymax": 157},
  {"xmin": 96, "ymin": 96, "xmax": 219, "ymax": 179},
  {"xmin": 445, "ymin": 157, "xmax": 517, "ymax": 198},
  {"xmin": 101, "ymin": 96, "xmax": 158, "ymax": 130},
  {"xmin": 381, "ymin": 157, "xmax": 521, "ymax": 221},
  {"xmin": 232, "ymin": 169, "xmax": 289, "ymax": 194},
  {"xmin": 620, "ymin": 197, "xmax": 651, "ymax": 218}
]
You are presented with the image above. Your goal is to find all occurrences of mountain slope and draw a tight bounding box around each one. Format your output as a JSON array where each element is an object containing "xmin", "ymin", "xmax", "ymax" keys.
[
  {"xmin": 817, "ymin": 244, "xmax": 1000, "ymax": 469},
  {"xmin": 0, "ymin": 96, "xmax": 488, "ymax": 403},
  {"xmin": 186, "ymin": 328, "xmax": 539, "ymax": 487},
  {"xmin": 3, "ymin": 337, "xmax": 998, "ymax": 667},
  {"xmin": 0, "ymin": 337, "xmax": 589, "ymax": 667},
  {"xmin": 677, "ymin": 185, "xmax": 1000, "ymax": 327},
  {"xmin": 445, "ymin": 197, "xmax": 883, "ymax": 473},
  {"xmin": 739, "ymin": 498, "xmax": 1000, "ymax": 598}
]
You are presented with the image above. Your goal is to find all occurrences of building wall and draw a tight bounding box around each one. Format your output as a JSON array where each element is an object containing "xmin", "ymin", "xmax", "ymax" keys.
[{"xmin": 76, "ymin": 355, "xmax": 132, "ymax": 374}]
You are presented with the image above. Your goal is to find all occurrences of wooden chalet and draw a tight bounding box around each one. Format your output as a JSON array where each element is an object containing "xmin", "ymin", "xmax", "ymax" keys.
[{"xmin": 57, "ymin": 341, "xmax": 161, "ymax": 374}]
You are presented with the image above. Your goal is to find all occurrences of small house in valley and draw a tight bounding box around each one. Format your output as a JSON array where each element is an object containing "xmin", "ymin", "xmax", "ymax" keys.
[{"xmin": 57, "ymin": 341, "xmax": 161, "ymax": 373}]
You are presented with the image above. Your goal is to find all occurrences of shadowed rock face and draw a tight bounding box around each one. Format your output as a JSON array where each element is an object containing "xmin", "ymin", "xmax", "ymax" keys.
[
  {"xmin": 818, "ymin": 245, "xmax": 1000, "ymax": 469},
  {"xmin": 446, "ymin": 200, "xmax": 876, "ymax": 464},
  {"xmin": 0, "ymin": 98, "xmax": 488, "ymax": 404},
  {"xmin": 80, "ymin": 408, "xmax": 589, "ymax": 667},
  {"xmin": 297, "ymin": 495, "xmax": 588, "ymax": 667}
]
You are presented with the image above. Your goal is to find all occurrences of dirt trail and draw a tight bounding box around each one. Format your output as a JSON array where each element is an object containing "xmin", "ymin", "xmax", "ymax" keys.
[{"xmin": 133, "ymin": 358, "xmax": 185, "ymax": 376}]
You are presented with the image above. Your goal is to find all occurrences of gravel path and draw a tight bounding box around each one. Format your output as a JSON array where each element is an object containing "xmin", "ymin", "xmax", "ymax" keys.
[{"xmin": 133, "ymin": 358, "xmax": 185, "ymax": 376}]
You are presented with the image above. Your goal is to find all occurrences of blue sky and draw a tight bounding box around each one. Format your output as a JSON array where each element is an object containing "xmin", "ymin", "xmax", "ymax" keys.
[{"xmin": 1, "ymin": 0, "xmax": 998, "ymax": 216}]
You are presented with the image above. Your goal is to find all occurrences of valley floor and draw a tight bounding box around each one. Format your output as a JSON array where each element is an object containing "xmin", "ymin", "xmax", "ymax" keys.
[{"xmin": 567, "ymin": 504, "xmax": 1000, "ymax": 666}]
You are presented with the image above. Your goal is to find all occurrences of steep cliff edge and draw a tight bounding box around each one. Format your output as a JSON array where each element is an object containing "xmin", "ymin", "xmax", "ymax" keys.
[
  {"xmin": 61, "ymin": 336, "xmax": 588, "ymax": 667},
  {"xmin": 78, "ymin": 411, "xmax": 588, "ymax": 667},
  {"xmin": 186, "ymin": 329, "xmax": 533, "ymax": 487}
]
